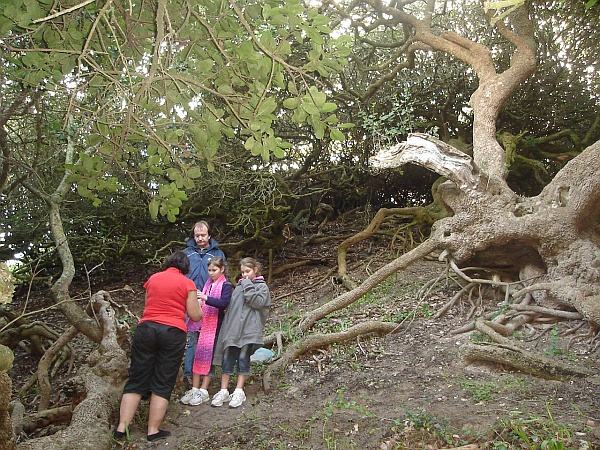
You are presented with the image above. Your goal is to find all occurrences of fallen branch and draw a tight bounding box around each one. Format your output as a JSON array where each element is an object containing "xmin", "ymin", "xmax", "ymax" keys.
[
  {"xmin": 370, "ymin": 133, "xmax": 481, "ymax": 191},
  {"xmin": 459, "ymin": 318, "xmax": 592, "ymax": 379},
  {"xmin": 263, "ymin": 321, "xmax": 400, "ymax": 393}
]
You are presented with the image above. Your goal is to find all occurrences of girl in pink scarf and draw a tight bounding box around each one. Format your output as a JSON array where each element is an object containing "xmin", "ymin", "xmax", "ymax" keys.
[{"xmin": 180, "ymin": 256, "xmax": 232, "ymax": 406}]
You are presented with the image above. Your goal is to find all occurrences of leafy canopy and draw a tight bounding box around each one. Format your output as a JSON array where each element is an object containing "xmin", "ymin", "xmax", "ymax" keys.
[{"xmin": 0, "ymin": 0, "xmax": 352, "ymax": 221}]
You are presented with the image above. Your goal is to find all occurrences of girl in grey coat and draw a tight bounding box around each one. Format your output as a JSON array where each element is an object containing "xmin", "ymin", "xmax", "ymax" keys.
[{"xmin": 211, "ymin": 257, "xmax": 271, "ymax": 408}]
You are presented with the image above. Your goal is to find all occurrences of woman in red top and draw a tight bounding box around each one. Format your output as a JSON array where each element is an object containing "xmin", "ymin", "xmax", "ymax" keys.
[{"xmin": 114, "ymin": 251, "xmax": 202, "ymax": 442}]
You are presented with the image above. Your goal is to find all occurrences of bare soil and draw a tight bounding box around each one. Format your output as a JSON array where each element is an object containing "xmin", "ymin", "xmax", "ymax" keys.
[{"xmin": 9, "ymin": 245, "xmax": 600, "ymax": 450}]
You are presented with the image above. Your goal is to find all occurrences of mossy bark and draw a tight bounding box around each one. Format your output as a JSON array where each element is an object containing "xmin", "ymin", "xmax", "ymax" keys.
[{"xmin": 0, "ymin": 345, "xmax": 17, "ymax": 450}]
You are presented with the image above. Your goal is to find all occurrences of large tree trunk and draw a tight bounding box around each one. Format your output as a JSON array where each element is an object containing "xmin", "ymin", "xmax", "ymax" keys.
[
  {"xmin": 1, "ymin": 345, "xmax": 17, "ymax": 450},
  {"xmin": 372, "ymin": 134, "xmax": 600, "ymax": 328},
  {"xmin": 368, "ymin": 3, "xmax": 598, "ymax": 328},
  {"xmin": 17, "ymin": 291, "xmax": 129, "ymax": 450}
]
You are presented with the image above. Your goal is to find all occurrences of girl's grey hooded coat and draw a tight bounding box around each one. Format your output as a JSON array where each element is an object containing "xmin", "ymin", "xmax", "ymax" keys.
[{"xmin": 212, "ymin": 277, "xmax": 270, "ymax": 365}]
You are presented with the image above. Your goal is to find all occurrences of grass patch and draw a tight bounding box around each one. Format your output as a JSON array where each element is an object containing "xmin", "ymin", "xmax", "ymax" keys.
[
  {"xmin": 491, "ymin": 406, "xmax": 593, "ymax": 450},
  {"xmin": 458, "ymin": 375, "xmax": 533, "ymax": 403}
]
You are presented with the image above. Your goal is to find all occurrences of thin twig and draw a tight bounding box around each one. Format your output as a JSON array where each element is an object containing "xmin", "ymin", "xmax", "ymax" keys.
[{"xmin": 32, "ymin": 0, "xmax": 96, "ymax": 23}]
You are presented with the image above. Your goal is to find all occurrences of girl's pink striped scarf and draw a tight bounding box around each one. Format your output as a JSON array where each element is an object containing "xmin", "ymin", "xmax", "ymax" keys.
[{"xmin": 193, "ymin": 274, "xmax": 225, "ymax": 375}]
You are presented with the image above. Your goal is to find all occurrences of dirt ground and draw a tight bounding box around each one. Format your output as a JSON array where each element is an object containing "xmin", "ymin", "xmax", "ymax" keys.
[{"xmin": 9, "ymin": 247, "xmax": 600, "ymax": 450}]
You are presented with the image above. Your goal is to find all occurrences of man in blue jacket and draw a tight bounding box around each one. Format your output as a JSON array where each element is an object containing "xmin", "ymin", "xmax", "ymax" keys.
[{"xmin": 182, "ymin": 220, "xmax": 227, "ymax": 384}]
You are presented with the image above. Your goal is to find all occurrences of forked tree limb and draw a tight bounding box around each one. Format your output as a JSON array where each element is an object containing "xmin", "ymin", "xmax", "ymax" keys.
[
  {"xmin": 35, "ymin": 326, "xmax": 79, "ymax": 411},
  {"xmin": 337, "ymin": 207, "xmax": 412, "ymax": 281},
  {"xmin": 263, "ymin": 321, "xmax": 401, "ymax": 393}
]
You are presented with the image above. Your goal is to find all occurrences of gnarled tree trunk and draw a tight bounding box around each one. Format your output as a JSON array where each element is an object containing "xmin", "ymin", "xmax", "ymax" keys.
[
  {"xmin": 368, "ymin": 3, "xmax": 599, "ymax": 328},
  {"xmin": 17, "ymin": 291, "xmax": 129, "ymax": 450},
  {"xmin": 1, "ymin": 345, "xmax": 17, "ymax": 450},
  {"xmin": 372, "ymin": 134, "xmax": 600, "ymax": 328},
  {"xmin": 267, "ymin": 4, "xmax": 598, "ymax": 382}
]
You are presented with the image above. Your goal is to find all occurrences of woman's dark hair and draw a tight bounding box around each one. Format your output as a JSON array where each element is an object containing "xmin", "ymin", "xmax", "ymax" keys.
[{"xmin": 163, "ymin": 251, "xmax": 190, "ymax": 275}]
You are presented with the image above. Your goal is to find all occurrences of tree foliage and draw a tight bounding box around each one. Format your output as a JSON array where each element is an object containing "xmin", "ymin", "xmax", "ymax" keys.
[{"xmin": 0, "ymin": 0, "xmax": 352, "ymax": 221}]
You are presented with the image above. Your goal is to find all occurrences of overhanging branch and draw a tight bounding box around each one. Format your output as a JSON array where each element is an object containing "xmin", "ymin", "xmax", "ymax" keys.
[{"xmin": 371, "ymin": 133, "xmax": 481, "ymax": 192}]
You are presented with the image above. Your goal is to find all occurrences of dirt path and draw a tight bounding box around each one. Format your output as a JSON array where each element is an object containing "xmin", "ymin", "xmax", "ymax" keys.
[{"xmin": 111, "ymin": 260, "xmax": 600, "ymax": 449}]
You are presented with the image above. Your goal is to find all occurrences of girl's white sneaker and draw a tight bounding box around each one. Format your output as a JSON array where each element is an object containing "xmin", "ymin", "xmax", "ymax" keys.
[
  {"xmin": 210, "ymin": 389, "xmax": 231, "ymax": 407},
  {"xmin": 229, "ymin": 389, "xmax": 246, "ymax": 408}
]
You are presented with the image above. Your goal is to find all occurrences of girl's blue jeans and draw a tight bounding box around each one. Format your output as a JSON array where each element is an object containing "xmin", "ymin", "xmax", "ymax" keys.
[{"xmin": 221, "ymin": 344, "xmax": 252, "ymax": 376}]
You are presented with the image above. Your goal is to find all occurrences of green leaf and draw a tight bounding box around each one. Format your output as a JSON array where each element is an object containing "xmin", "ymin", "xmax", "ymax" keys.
[
  {"xmin": 204, "ymin": 145, "xmax": 217, "ymax": 158},
  {"xmin": 262, "ymin": 4, "xmax": 272, "ymax": 18},
  {"xmin": 82, "ymin": 154, "xmax": 94, "ymax": 172},
  {"xmin": 287, "ymin": 81, "xmax": 299, "ymax": 95},
  {"xmin": 310, "ymin": 13, "xmax": 330, "ymax": 27},
  {"xmin": 77, "ymin": 184, "xmax": 91, "ymax": 197},
  {"xmin": 87, "ymin": 134, "xmax": 103, "ymax": 147},
  {"xmin": 261, "ymin": 144, "xmax": 270, "ymax": 162},
  {"xmin": 245, "ymin": 3, "xmax": 262, "ymax": 19},
  {"xmin": 321, "ymin": 102, "xmax": 337, "ymax": 113},
  {"xmin": 301, "ymin": 102, "xmax": 320, "ymax": 115},
  {"xmin": 217, "ymin": 84, "xmax": 235, "ymax": 95},
  {"xmin": 244, "ymin": 136, "xmax": 256, "ymax": 150},
  {"xmin": 283, "ymin": 97, "xmax": 299, "ymax": 109},
  {"xmin": 330, "ymin": 128, "xmax": 346, "ymax": 141},
  {"xmin": 324, "ymin": 114, "xmax": 338, "ymax": 124},
  {"xmin": 237, "ymin": 40, "xmax": 255, "ymax": 58},
  {"xmin": 256, "ymin": 97, "xmax": 277, "ymax": 116},
  {"xmin": 2, "ymin": 3, "xmax": 19, "ymax": 21},
  {"xmin": 22, "ymin": 51, "xmax": 42, "ymax": 68},
  {"xmin": 188, "ymin": 166, "xmax": 202, "ymax": 179},
  {"xmin": 313, "ymin": 120, "xmax": 325, "ymax": 139},
  {"xmin": 307, "ymin": 89, "xmax": 327, "ymax": 108},
  {"xmin": 0, "ymin": 16, "xmax": 14, "ymax": 35},
  {"xmin": 197, "ymin": 59, "xmax": 214, "ymax": 73}
]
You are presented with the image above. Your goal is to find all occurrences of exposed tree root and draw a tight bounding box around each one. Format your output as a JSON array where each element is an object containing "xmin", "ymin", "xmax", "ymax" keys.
[
  {"xmin": 34, "ymin": 326, "xmax": 79, "ymax": 411},
  {"xmin": 263, "ymin": 321, "xmax": 401, "ymax": 394},
  {"xmin": 297, "ymin": 239, "xmax": 441, "ymax": 332},
  {"xmin": 20, "ymin": 405, "xmax": 72, "ymax": 433},
  {"xmin": 445, "ymin": 281, "xmax": 593, "ymax": 377},
  {"xmin": 434, "ymin": 281, "xmax": 477, "ymax": 319},
  {"xmin": 509, "ymin": 303, "xmax": 583, "ymax": 320},
  {"xmin": 460, "ymin": 319, "xmax": 592, "ymax": 379}
]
